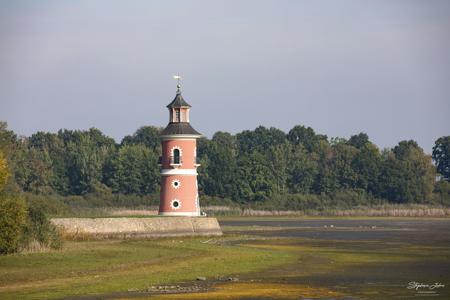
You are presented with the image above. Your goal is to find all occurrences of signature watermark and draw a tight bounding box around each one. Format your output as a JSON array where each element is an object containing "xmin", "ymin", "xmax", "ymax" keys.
[{"xmin": 407, "ymin": 281, "xmax": 445, "ymax": 297}]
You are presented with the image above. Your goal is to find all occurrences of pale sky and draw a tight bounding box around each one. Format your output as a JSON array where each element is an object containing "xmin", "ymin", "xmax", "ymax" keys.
[{"xmin": 1, "ymin": 0, "xmax": 449, "ymax": 153}]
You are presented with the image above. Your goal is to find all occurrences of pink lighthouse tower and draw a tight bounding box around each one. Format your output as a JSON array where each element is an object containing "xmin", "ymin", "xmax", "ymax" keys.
[{"xmin": 159, "ymin": 79, "xmax": 202, "ymax": 216}]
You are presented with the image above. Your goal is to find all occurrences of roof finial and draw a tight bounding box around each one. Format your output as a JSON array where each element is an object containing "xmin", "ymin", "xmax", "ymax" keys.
[{"xmin": 173, "ymin": 74, "xmax": 182, "ymax": 94}]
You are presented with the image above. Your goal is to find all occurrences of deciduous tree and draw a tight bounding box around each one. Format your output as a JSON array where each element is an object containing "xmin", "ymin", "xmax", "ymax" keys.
[{"xmin": 433, "ymin": 136, "xmax": 450, "ymax": 181}]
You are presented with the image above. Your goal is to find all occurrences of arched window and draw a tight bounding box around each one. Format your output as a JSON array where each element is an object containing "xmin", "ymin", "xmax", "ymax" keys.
[{"xmin": 173, "ymin": 148, "xmax": 181, "ymax": 164}]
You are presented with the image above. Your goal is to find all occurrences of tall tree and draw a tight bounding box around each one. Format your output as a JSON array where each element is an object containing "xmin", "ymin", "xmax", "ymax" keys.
[
  {"xmin": 29, "ymin": 132, "xmax": 69, "ymax": 193},
  {"xmin": 268, "ymin": 142, "xmax": 291, "ymax": 194},
  {"xmin": 121, "ymin": 126, "xmax": 161, "ymax": 152},
  {"xmin": 0, "ymin": 122, "xmax": 17, "ymax": 157},
  {"xmin": 287, "ymin": 144, "xmax": 318, "ymax": 194},
  {"xmin": 236, "ymin": 151, "xmax": 277, "ymax": 202},
  {"xmin": 236, "ymin": 126, "xmax": 286, "ymax": 154},
  {"xmin": 378, "ymin": 141, "xmax": 436, "ymax": 202},
  {"xmin": 377, "ymin": 150, "xmax": 406, "ymax": 203},
  {"xmin": 59, "ymin": 129, "xmax": 114, "ymax": 195},
  {"xmin": 200, "ymin": 132, "xmax": 239, "ymax": 199},
  {"xmin": 312, "ymin": 139, "xmax": 338, "ymax": 194},
  {"xmin": 13, "ymin": 147, "xmax": 54, "ymax": 194},
  {"xmin": 351, "ymin": 143, "xmax": 381, "ymax": 193},
  {"xmin": 433, "ymin": 136, "xmax": 450, "ymax": 181},
  {"xmin": 108, "ymin": 144, "xmax": 159, "ymax": 195},
  {"xmin": 331, "ymin": 142, "xmax": 359, "ymax": 189},
  {"xmin": 348, "ymin": 132, "xmax": 370, "ymax": 149},
  {"xmin": 287, "ymin": 125, "xmax": 327, "ymax": 153}
]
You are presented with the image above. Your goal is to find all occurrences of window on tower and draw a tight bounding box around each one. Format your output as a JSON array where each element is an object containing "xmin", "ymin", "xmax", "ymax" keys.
[
  {"xmin": 173, "ymin": 148, "xmax": 181, "ymax": 164},
  {"xmin": 175, "ymin": 109, "xmax": 180, "ymax": 122}
]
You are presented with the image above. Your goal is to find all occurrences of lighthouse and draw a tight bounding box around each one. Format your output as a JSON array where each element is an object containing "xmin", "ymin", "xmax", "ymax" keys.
[{"xmin": 159, "ymin": 80, "xmax": 202, "ymax": 216}]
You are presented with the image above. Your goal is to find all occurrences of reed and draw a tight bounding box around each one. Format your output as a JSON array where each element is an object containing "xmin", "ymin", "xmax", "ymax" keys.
[{"xmin": 203, "ymin": 204, "xmax": 450, "ymax": 217}]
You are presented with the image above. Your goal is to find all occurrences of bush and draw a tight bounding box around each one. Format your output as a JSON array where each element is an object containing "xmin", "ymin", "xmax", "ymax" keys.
[
  {"xmin": 0, "ymin": 195, "xmax": 27, "ymax": 254},
  {"xmin": 20, "ymin": 200, "xmax": 63, "ymax": 251},
  {"xmin": 0, "ymin": 193, "xmax": 63, "ymax": 254}
]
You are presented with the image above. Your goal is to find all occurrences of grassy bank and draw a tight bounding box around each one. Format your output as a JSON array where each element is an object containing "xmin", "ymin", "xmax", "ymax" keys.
[{"xmin": 0, "ymin": 236, "xmax": 292, "ymax": 300}]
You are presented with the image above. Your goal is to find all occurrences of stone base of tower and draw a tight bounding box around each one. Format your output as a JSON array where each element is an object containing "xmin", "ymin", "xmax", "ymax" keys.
[{"xmin": 51, "ymin": 217, "xmax": 222, "ymax": 238}]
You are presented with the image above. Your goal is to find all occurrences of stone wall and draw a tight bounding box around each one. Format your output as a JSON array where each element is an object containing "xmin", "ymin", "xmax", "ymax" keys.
[{"xmin": 51, "ymin": 217, "xmax": 222, "ymax": 238}]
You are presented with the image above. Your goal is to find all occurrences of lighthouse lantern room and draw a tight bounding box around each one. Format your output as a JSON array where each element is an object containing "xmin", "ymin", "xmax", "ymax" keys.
[{"xmin": 159, "ymin": 80, "xmax": 202, "ymax": 216}]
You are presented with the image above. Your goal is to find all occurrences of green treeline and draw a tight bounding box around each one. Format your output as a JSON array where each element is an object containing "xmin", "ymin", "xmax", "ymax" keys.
[
  {"xmin": 0, "ymin": 131, "xmax": 61, "ymax": 254},
  {"xmin": 0, "ymin": 121, "xmax": 449, "ymax": 206}
]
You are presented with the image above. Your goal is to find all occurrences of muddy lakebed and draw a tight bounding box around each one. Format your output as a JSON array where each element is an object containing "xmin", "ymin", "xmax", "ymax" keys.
[{"xmin": 211, "ymin": 217, "xmax": 450, "ymax": 300}]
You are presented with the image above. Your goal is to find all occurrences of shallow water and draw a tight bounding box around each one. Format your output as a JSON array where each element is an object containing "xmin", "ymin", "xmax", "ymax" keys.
[{"xmin": 221, "ymin": 218, "xmax": 450, "ymax": 244}]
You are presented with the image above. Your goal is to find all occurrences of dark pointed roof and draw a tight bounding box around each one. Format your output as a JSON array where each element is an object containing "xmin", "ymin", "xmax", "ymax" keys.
[
  {"xmin": 161, "ymin": 122, "xmax": 202, "ymax": 136},
  {"xmin": 166, "ymin": 91, "xmax": 191, "ymax": 108}
]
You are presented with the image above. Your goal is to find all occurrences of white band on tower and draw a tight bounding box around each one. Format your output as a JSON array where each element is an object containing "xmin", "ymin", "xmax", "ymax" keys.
[{"xmin": 161, "ymin": 169, "xmax": 198, "ymax": 176}]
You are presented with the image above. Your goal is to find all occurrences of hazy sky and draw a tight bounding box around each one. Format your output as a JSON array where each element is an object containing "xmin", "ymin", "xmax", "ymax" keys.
[{"xmin": 1, "ymin": 1, "xmax": 449, "ymax": 153}]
